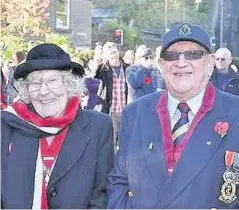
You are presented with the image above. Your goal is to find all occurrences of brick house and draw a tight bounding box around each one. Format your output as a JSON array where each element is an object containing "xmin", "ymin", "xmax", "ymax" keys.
[{"xmin": 48, "ymin": 0, "xmax": 92, "ymax": 50}]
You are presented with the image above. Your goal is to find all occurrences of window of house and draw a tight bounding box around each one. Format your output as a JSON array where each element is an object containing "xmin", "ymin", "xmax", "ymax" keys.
[{"xmin": 56, "ymin": 0, "xmax": 70, "ymax": 30}]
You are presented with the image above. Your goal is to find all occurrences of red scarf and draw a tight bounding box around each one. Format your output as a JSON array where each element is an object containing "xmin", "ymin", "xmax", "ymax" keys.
[
  {"xmin": 11, "ymin": 96, "xmax": 80, "ymax": 209},
  {"xmin": 12, "ymin": 97, "xmax": 80, "ymax": 129},
  {"xmin": 1, "ymin": 95, "xmax": 7, "ymax": 109}
]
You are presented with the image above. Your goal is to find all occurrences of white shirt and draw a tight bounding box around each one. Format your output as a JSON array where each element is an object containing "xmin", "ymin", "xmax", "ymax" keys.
[{"xmin": 167, "ymin": 89, "xmax": 206, "ymax": 131}]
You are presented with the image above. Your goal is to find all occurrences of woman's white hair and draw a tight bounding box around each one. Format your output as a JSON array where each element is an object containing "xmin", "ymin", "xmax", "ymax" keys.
[{"xmin": 14, "ymin": 70, "xmax": 85, "ymax": 104}]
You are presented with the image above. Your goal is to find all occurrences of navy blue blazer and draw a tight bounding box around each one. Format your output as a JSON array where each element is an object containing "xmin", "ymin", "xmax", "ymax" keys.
[
  {"xmin": 108, "ymin": 86, "xmax": 239, "ymax": 209},
  {"xmin": 1, "ymin": 109, "xmax": 114, "ymax": 209}
]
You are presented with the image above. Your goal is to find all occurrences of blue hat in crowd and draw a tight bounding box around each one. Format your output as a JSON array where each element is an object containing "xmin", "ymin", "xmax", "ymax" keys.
[
  {"xmin": 14, "ymin": 43, "xmax": 85, "ymax": 79},
  {"xmin": 160, "ymin": 23, "xmax": 212, "ymax": 57}
]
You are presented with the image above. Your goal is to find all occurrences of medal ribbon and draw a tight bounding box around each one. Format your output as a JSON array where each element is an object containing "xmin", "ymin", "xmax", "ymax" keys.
[
  {"xmin": 234, "ymin": 153, "xmax": 239, "ymax": 169},
  {"xmin": 225, "ymin": 150, "xmax": 235, "ymax": 168},
  {"xmin": 40, "ymin": 127, "xmax": 68, "ymax": 170},
  {"xmin": 40, "ymin": 127, "xmax": 68, "ymax": 209}
]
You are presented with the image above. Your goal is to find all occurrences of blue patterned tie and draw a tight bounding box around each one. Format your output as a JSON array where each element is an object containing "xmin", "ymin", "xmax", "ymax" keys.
[{"xmin": 172, "ymin": 103, "xmax": 190, "ymax": 146}]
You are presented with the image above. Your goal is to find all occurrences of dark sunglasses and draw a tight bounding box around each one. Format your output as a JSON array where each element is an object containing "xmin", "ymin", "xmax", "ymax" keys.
[
  {"xmin": 162, "ymin": 50, "xmax": 209, "ymax": 61},
  {"xmin": 145, "ymin": 56, "xmax": 153, "ymax": 60},
  {"xmin": 215, "ymin": 57, "xmax": 226, "ymax": 61}
]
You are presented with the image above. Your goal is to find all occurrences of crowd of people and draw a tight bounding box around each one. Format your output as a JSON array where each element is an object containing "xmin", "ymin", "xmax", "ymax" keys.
[{"xmin": 1, "ymin": 22, "xmax": 239, "ymax": 209}]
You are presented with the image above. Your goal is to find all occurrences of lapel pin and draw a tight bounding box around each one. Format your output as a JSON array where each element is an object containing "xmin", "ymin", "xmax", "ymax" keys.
[
  {"xmin": 206, "ymin": 141, "xmax": 212, "ymax": 146},
  {"xmin": 9, "ymin": 142, "xmax": 12, "ymax": 153},
  {"xmin": 149, "ymin": 142, "xmax": 154, "ymax": 151}
]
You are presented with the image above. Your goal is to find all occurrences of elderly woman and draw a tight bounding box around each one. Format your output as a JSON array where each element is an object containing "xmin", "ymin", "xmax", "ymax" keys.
[{"xmin": 1, "ymin": 43, "xmax": 114, "ymax": 209}]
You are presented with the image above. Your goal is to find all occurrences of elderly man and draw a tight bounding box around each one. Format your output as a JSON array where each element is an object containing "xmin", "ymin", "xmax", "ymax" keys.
[
  {"xmin": 108, "ymin": 23, "xmax": 239, "ymax": 209},
  {"xmin": 210, "ymin": 47, "xmax": 239, "ymax": 96}
]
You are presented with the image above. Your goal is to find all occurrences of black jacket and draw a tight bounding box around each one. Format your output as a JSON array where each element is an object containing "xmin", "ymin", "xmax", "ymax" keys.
[
  {"xmin": 95, "ymin": 61, "xmax": 129, "ymax": 114},
  {"xmin": 210, "ymin": 67, "xmax": 239, "ymax": 97}
]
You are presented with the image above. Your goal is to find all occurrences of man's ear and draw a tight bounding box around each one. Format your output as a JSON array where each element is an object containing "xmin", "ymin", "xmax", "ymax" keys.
[
  {"xmin": 156, "ymin": 57, "xmax": 163, "ymax": 74},
  {"xmin": 229, "ymin": 56, "xmax": 233, "ymax": 65},
  {"xmin": 206, "ymin": 54, "xmax": 215, "ymax": 77}
]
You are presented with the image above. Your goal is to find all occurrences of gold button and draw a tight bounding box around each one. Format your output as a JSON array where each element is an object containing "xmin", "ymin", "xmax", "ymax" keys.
[{"xmin": 128, "ymin": 190, "xmax": 134, "ymax": 197}]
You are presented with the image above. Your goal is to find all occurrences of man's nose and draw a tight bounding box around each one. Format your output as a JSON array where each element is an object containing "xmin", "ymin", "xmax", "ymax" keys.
[{"xmin": 176, "ymin": 54, "xmax": 188, "ymax": 68}]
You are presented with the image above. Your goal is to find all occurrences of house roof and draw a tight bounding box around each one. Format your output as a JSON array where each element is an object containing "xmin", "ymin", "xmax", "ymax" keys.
[{"xmin": 92, "ymin": 8, "xmax": 117, "ymax": 18}]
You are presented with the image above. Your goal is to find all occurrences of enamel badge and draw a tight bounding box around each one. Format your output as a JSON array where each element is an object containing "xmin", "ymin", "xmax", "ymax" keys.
[
  {"xmin": 218, "ymin": 182, "xmax": 237, "ymax": 204},
  {"xmin": 178, "ymin": 24, "xmax": 192, "ymax": 36}
]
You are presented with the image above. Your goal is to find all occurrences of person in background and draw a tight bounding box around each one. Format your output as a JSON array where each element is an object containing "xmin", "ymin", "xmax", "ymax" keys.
[
  {"xmin": 95, "ymin": 41, "xmax": 128, "ymax": 151},
  {"xmin": 93, "ymin": 44, "xmax": 103, "ymax": 66},
  {"xmin": 154, "ymin": 45, "xmax": 166, "ymax": 90},
  {"xmin": 231, "ymin": 64, "xmax": 238, "ymax": 73},
  {"xmin": 123, "ymin": 50, "xmax": 135, "ymax": 66},
  {"xmin": 126, "ymin": 47, "xmax": 157, "ymax": 103},
  {"xmin": 108, "ymin": 23, "xmax": 239, "ymax": 209},
  {"xmin": 81, "ymin": 44, "xmax": 104, "ymax": 110},
  {"xmin": 4, "ymin": 51, "xmax": 26, "ymax": 105},
  {"xmin": 1, "ymin": 70, "xmax": 7, "ymax": 109},
  {"xmin": 1, "ymin": 43, "xmax": 114, "ymax": 209},
  {"xmin": 84, "ymin": 60, "xmax": 101, "ymax": 110},
  {"xmin": 155, "ymin": 45, "xmax": 162, "ymax": 59},
  {"xmin": 136, "ymin": 45, "xmax": 165, "ymax": 92},
  {"xmin": 134, "ymin": 45, "xmax": 147, "ymax": 65},
  {"xmin": 210, "ymin": 47, "xmax": 239, "ymax": 96}
]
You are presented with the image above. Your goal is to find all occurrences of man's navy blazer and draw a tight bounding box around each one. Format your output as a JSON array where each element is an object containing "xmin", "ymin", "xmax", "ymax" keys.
[{"xmin": 108, "ymin": 85, "xmax": 239, "ymax": 209}]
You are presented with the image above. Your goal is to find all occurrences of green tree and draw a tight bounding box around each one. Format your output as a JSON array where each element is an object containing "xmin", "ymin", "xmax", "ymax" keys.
[
  {"xmin": 1, "ymin": 0, "xmax": 50, "ymax": 37},
  {"xmin": 94, "ymin": 0, "xmax": 214, "ymax": 31}
]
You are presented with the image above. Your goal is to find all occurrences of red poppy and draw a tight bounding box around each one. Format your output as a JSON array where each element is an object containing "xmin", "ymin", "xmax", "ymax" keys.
[
  {"xmin": 144, "ymin": 76, "xmax": 152, "ymax": 85},
  {"xmin": 214, "ymin": 121, "xmax": 229, "ymax": 138}
]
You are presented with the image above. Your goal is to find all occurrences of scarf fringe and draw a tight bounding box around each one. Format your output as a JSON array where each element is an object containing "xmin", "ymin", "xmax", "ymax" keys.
[{"xmin": 32, "ymin": 147, "xmax": 43, "ymax": 209}]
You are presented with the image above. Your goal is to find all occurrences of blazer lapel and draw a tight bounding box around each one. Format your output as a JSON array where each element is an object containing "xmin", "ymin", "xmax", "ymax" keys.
[
  {"xmin": 48, "ymin": 111, "xmax": 90, "ymax": 187},
  {"xmin": 6, "ymin": 135, "xmax": 39, "ymax": 208},
  {"xmin": 143, "ymin": 93, "xmax": 168, "ymax": 193},
  {"xmin": 156, "ymin": 85, "xmax": 230, "ymax": 208}
]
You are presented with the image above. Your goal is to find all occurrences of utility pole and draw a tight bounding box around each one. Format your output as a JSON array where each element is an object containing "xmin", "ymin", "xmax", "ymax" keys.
[
  {"xmin": 220, "ymin": 0, "xmax": 224, "ymax": 47},
  {"xmin": 183, "ymin": 0, "xmax": 186, "ymax": 21},
  {"xmin": 164, "ymin": 0, "xmax": 168, "ymax": 32}
]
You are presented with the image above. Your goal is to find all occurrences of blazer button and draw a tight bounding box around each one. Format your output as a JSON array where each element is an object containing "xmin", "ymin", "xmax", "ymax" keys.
[
  {"xmin": 127, "ymin": 190, "xmax": 134, "ymax": 198},
  {"xmin": 48, "ymin": 188, "xmax": 57, "ymax": 197}
]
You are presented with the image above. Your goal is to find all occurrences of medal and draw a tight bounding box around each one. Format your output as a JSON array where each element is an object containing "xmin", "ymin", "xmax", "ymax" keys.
[
  {"xmin": 233, "ymin": 153, "xmax": 239, "ymax": 184},
  {"xmin": 218, "ymin": 150, "xmax": 237, "ymax": 204},
  {"xmin": 223, "ymin": 169, "xmax": 236, "ymax": 183},
  {"xmin": 234, "ymin": 171, "xmax": 239, "ymax": 185},
  {"xmin": 223, "ymin": 150, "xmax": 236, "ymax": 183},
  {"xmin": 218, "ymin": 182, "xmax": 237, "ymax": 204},
  {"xmin": 43, "ymin": 166, "xmax": 52, "ymax": 185}
]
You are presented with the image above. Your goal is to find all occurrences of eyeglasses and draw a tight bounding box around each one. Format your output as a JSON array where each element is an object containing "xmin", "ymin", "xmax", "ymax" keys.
[
  {"xmin": 161, "ymin": 50, "xmax": 209, "ymax": 61},
  {"xmin": 27, "ymin": 77, "xmax": 64, "ymax": 92},
  {"xmin": 215, "ymin": 57, "xmax": 226, "ymax": 62},
  {"xmin": 145, "ymin": 56, "xmax": 153, "ymax": 60}
]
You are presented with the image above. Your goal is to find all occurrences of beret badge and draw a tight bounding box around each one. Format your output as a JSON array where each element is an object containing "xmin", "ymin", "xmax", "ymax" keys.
[{"xmin": 178, "ymin": 24, "xmax": 192, "ymax": 36}]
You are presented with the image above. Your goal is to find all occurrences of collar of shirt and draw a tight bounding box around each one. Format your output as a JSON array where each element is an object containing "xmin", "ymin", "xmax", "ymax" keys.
[{"xmin": 167, "ymin": 88, "xmax": 206, "ymax": 119}]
